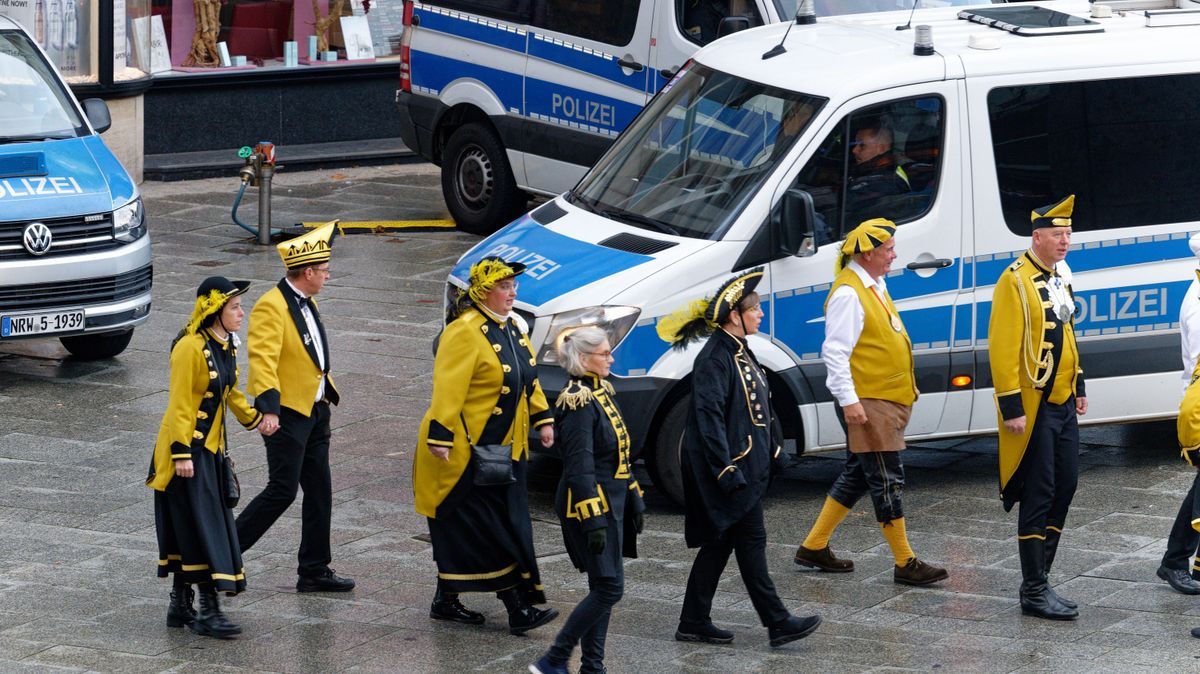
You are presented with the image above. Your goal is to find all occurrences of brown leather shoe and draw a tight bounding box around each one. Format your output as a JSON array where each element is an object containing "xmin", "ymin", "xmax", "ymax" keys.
[
  {"xmin": 794, "ymin": 545, "xmax": 854, "ymax": 572},
  {"xmin": 894, "ymin": 557, "xmax": 949, "ymax": 586}
]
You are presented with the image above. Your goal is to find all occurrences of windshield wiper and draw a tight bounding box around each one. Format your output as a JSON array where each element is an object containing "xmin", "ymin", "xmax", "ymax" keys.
[
  {"xmin": 0, "ymin": 132, "xmax": 75, "ymax": 144},
  {"xmin": 600, "ymin": 207, "xmax": 680, "ymax": 237},
  {"xmin": 567, "ymin": 189, "xmax": 598, "ymax": 214}
]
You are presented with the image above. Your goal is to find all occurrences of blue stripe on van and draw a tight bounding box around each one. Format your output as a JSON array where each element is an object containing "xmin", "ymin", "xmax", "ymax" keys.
[
  {"xmin": 413, "ymin": 6, "xmax": 527, "ymax": 54},
  {"xmin": 410, "ymin": 51, "xmax": 524, "ymax": 113},
  {"xmin": 527, "ymin": 34, "xmax": 648, "ymax": 93},
  {"xmin": 525, "ymin": 78, "xmax": 644, "ymax": 134}
]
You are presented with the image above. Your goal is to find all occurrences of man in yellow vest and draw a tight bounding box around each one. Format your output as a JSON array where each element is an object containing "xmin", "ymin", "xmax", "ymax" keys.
[
  {"xmin": 794, "ymin": 219, "xmax": 949, "ymax": 587},
  {"xmin": 989, "ymin": 195, "xmax": 1086, "ymax": 621}
]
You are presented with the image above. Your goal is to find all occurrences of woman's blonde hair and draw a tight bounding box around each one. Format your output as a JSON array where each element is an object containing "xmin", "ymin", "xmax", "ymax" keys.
[{"xmin": 557, "ymin": 326, "xmax": 609, "ymax": 377}]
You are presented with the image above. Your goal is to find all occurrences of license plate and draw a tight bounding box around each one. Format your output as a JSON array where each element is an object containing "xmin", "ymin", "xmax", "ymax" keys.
[{"xmin": 1, "ymin": 309, "xmax": 86, "ymax": 337}]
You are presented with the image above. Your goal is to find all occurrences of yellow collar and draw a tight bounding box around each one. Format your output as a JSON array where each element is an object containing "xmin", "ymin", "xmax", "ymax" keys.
[{"xmin": 1025, "ymin": 249, "xmax": 1056, "ymax": 275}]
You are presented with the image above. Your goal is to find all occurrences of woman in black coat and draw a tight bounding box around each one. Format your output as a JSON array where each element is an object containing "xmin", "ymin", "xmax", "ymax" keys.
[
  {"xmin": 531, "ymin": 326, "xmax": 645, "ymax": 674},
  {"xmin": 657, "ymin": 267, "xmax": 821, "ymax": 648}
]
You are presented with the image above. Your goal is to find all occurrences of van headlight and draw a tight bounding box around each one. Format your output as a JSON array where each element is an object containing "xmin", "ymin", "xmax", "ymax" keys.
[
  {"xmin": 537, "ymin": 306, "xmax": 641, "ymax": 366},
  {"xmin": 112, "ymin": 198, "xmax": 146, "ymax": 243}
]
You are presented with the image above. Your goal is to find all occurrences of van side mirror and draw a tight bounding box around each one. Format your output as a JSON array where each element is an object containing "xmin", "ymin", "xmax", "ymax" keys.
[
  {"xmin": 82, "ymin": 98, "xmax": 111, "ymax": 134},
  {"xmin": 717, "ymin": 16, "xmax": 752, "ymax": 39},
  {"xmin": 775, "ymin": 188, "xmax": 817, "ymax": 258}
]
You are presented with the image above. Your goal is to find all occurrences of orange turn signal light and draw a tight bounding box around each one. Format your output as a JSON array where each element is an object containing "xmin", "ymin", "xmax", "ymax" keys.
[{"xmin": 951, "ymin": 375, "xmax": 972, "ymax": 388}]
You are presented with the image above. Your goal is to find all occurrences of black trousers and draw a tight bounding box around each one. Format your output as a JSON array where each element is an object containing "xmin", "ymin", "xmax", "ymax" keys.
[
  {"xmin": 828, "ymin": 405, "xmax": 906, "ymax": 523},
  {"xmin": 547, "ymin": 561, "xmax": 623, "ymax": 674},
  {"xmin": 1162, "ymin": 468, "xmax": 1200, "ymax": 573},
  {"xmin": 236, "ymin": 402, "xmax": 333, "ymax": 577},
  {"xmin": 1017, "ymin": 400, "xmax": 1079, "ymax": 538},
  {"xmin": 679, "ymin": 502, "xmax": 789, "ymax": 628}
]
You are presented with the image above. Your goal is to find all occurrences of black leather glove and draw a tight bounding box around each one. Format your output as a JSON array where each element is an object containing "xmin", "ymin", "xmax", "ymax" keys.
[
  {"xmin": 586, "ymin": 528, "xmax": 607, "ymax": 554},
  {"xmin": 633, "ymin": 512, "xmax": 645, "ymax": 534}
]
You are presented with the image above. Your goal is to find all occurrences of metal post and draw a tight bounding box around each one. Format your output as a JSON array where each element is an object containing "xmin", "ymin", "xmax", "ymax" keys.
[{"xmin": 257, "ymin": 163, "xmax": 274, "ymax": 245}]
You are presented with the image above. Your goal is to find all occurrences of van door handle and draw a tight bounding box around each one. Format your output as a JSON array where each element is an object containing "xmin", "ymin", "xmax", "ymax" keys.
[
  {"xmin": 906, "ymin": 258, "xmax": 952, "ymax": 270},
  {"xmin": 617, "ymin": 57, "xmax": 645, "ymax": 72},
  {"xmin": 660, "ymin": 66, "xmax": 680, "ymax": 80}
]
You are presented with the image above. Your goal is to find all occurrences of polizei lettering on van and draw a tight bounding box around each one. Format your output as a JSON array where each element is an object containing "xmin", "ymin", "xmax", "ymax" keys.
[
  {"xmin": 551, "ymin": 93, "xmax": 616, "ymax": 128},
  {"xmin": 0, "ymin": 177, "xmax": 84, "ymax": 198},
  {"xmin": 484, "ymin": 243, "xmax": 562, "ymax": 279}
]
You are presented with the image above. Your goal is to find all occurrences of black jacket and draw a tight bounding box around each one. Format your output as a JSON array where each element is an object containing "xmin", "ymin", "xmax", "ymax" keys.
[
  {"xmin": 554, "ymin": 374, "xmax": 645, "ymax": 575},
  {"xmin": 681, "ymin": 330, "xmax": 782, "ymax": 547}
]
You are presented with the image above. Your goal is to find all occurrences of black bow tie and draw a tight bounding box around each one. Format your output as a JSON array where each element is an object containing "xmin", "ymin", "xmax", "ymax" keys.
[{"xmin": 293, "ymin": 294, "xmax": 309, "ymax": 309}]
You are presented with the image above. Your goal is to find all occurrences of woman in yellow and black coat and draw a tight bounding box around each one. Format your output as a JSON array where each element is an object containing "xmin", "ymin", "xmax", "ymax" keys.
[
  {"xmin": 413, "ymin": 257, "xmax": 558, "ymax": 635},
  {"xmin": 531, "ymin": 326, "xmax": 645, "ymax": 674},
  {"xmin": 147, "ymin": 277, "xmax": 263, "ymax": 639}
]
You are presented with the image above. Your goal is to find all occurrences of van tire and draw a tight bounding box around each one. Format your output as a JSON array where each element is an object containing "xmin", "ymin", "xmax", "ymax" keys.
[
  {"xmin": 60, "ymin": 330, "xmax": 133, "ymax": 360},
  {"xmin": 650, "ymin": 393, "xmax": 690, "ymax": 506},
  {"xmin": 442, "ymin": 122, "xmax": 527, "ymax": 235}
]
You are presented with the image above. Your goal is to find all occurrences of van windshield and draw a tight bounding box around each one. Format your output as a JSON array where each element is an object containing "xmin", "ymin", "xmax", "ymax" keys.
[
  {"xmin": 0, "ymin": 29, "xmax": 87, "ymax": 143},
  {"xmin": 568, "ymin": 63, "xmax": 823, "ymax": 240}
]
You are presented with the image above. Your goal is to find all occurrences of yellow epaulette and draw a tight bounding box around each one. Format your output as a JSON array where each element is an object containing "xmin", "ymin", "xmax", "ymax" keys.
[
  {"xmin": 600, "ymin": 379, "xmax": 615, "ymax": 396},
  {"xmin": 1008, "ymin": 257, "xmax": 1025, "ymax": 272},
  {"xmin": 556, "ymin": 380, "xmax": 593, "ymax": 411}
]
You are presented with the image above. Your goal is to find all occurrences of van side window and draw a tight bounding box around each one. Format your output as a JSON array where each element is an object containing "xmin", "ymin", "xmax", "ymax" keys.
[
  {"xmin": 790, "ymin": 96, "xmax": 944, "ymax": 247},
  {"xmin": 423, "ymin": 0, "xmax": 530, "ymax": 23},
  {"xmin": 532, "ymin": 0, "xmax": 641, "ymax": 46},
  {"xmin": 677, "ymin": 0, "xmax": 764, "ymax": 46},
  {"xmin": 989, "ymin": 74, "xmax": 1200, "ymax": 234}
]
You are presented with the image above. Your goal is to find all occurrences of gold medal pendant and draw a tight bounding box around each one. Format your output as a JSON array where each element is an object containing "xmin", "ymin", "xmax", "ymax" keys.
[{"xmin": 890, "ymin": 315, "xmax": 903, "ymax": 332}]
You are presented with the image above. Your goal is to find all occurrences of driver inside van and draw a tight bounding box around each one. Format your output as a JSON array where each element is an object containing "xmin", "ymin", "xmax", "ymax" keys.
[
  {"xmin": 682, "ymin": 0, "xmax": 749, "ymax": 45},
  {"xmin": 844, "ymin": 121, "xmax": 912, "ymax": 225}
]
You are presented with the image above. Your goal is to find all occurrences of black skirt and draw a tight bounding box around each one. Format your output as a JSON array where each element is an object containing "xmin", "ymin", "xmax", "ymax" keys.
[
  {"xmin": 155, "ymin": 447, "xmax": 246, "ymax": 595},
  {"xmin": 428, "ymin": 459, "xmax": 546, "ymax": 603}
]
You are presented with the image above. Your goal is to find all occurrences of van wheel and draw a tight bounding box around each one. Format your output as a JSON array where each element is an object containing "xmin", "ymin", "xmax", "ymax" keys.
[
  {"xmin": 649, "ymin": 393, "xmax": 690, "ymax": 506},
  {"xmin": 442, "ymin": 122, "xmax": 527, "ymax": 235},
  {"xmin": 60, "ymin": 330, "xmax": 133, "ymax": 360}
]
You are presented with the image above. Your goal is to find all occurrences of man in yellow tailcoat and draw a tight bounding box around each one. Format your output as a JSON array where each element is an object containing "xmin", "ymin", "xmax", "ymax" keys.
[
  {"xmin": 236, "ymin": 222, "xmax": 355, "ymax": 593},
  {"xmin": 989, "ymin": 195, "xmax": 1087, "ymax": 621}
]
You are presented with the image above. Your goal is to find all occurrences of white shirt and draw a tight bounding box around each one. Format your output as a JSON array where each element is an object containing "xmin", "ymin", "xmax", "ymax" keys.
[
  {"xmin": 286, "ymin": 279, "xmax": 326, "ymax": 403},
  {"xmin": 1181, "ymin": 275, "xmax": 1200, "ymax": 391},
  {"xmin": 822, "ymin": 260, "xmax": 887, "ymax": 407}
]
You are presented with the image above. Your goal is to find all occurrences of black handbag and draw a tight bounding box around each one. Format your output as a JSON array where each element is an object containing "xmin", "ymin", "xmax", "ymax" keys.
[
  {"xmin": 462, "ymin": 413, "xmax": 515, "ymax": 487},
  {"xmin": 223, "ymin": 453, "xmax": 241, "ymax": 508}
]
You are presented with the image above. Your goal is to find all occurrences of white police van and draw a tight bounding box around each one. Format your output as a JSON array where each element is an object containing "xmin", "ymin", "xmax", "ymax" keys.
[
  {"xmin": 446, "ymin": 0, "xmax": 1199, "ymax": 503},
  {"xmin": 0, "ymin": 17, "xmax": 151, "ymax": 360},
  {"xmin": 395, "ymin": 0, "xmax": 1015, "ymax": 234}
]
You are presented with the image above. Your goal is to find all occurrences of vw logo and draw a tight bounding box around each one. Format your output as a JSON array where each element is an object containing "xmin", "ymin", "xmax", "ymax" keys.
[{"xmin": 22, "ymin": 222, "xmax": 52, "ymax": 256}]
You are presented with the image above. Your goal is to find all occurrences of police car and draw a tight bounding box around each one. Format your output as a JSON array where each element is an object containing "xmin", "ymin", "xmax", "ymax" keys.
[
  {"xmin": 0, "ymin": 17, "xmax": 151, "ymax": 359},
  {"xmin": 441, "ymin": 0, "xmax": 1200, "ymax": 503},
  {"xmin": 394, "ymin": 0, "xmax": 1016, "ymax": 234}
]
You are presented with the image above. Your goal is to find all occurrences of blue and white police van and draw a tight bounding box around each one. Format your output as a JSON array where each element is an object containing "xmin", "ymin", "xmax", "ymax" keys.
[
  {"xmin": 395, "ymin": 0, "xmax": 1020, "ymax": 234},
  {"xmin": 443, "ymin": 0, "xmax": 1200, "ymax": 502},
  {"xmin": 0, "ymin": 17, "xmax": 151, "ymax": 360}
]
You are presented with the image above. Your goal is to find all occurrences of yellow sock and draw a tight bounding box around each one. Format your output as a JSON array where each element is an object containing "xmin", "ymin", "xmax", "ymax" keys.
[
  {"xmin": 801, "ymin": 496, "xmax": 851, "ymax": 550},
  {"xmin": 880, "ymin": 517, "xmax": 915, "ymax": 566}
]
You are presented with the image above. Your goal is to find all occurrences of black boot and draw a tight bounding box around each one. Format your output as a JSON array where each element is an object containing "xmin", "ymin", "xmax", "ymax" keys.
[
  {"xmin": 497, "ymin": 587, "xmax": 558, "ymax": 635},
  {"xmin": 1043, "ymin": 530, "xmax": 1077, "ymax": 610},
  {"xmin": 1018, "ymin": 538, "xmax": 1077, "ymax": 621},
  {"xmin": 190, "ymin": 584, "xmax": 242, "ymax": 639},
  {"xmin": 166, "ymin": 576, "xmax": 196, "ymax": 628},
  {"xmin": 430, "ymin": 586, "xmax": 485, "ymax": 625}
]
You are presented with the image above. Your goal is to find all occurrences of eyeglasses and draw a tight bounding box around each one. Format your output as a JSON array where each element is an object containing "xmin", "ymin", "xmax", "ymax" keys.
[
  {"xmin": 495, "ymin": 281, "xmax": 519, "ymax": 291},
  {"xmin": 311, "ymin": 266, "xmax": 331, "ymax": 276},
  {"xmin": 585, "ymin": 350, "xmax": 613, "ymax": 358}
]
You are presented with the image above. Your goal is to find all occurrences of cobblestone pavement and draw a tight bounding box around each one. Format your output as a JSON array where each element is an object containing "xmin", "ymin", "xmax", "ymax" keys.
[{"xmin": 1, "ymin": 164, "xmax": 1199, "ymax": 673}]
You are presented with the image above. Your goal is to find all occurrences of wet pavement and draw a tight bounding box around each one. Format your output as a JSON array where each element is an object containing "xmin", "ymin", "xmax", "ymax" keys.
[{"xmin": 1, "ymin": 164, "xmax": 1198, "ymax": 672}]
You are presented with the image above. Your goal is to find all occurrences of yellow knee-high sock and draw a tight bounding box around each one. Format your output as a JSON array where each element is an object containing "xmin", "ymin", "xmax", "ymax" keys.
[
  {"xmin": 880, "ymin": 517, "xmax": 915, "ymax": 566},
  {"xmin": 801, "ymin": 496, "xmax": 851, "ymax": 550}
]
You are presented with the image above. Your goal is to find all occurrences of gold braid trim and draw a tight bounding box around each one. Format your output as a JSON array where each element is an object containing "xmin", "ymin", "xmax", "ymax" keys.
[
  {"xmin": 1016, "ymin": 273, "xmax": 1053, "ymax": 388},
  {"xmin": 556, "ymin": 380, "xmax": 593, "ymax": 411}
]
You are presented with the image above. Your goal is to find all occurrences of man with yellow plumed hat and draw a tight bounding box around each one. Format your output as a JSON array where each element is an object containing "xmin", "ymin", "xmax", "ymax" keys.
[
  {"xmin": 793, "ymin": 219, "xmax": 948, "ymax": 588},
  {"xmin": 236, "ymin": 222, "xmax": 355, "ymax": 593},
  {"xmin": 989, "ymin": 195, "xmax": 1086, "ymax": 621}
]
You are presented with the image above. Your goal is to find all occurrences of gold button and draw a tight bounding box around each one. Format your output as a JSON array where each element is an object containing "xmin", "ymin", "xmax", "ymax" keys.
[
  {"xmin": 492, "ymin": 344, "xmax": 502, "ymax": 352},
  {"xmin": 528, "ymin": 358, "xmax": 536, "ymax": 366},
  {"xmin": 203, "ymin": 349, "xmax": 211, "ymax": 357},
  {"xmin": 503, "ymin": 365, "xmax": 512, "ymax": 373},
  {"xmin": 501, "ymin": 386, "xmax": 511, "ymax": 394},
  {"xmin": 209, "ymin": 371, "xmax": 218, "ymax": 379},
  {"xmin": 481, "ymin": 325, "xmax": 489, "ymax": 333},
  {"xmin": 203, "ymin": 392, "xmax": 214, "ymax": 399},
  {"xmin": 193, "ymin": 431, "xmax": 204, "ymax": 439},
  {"xmin": 493, "ymin": 407, "xmax": 503, "ymax": 415},
  {"xmin": 197, "ymin": 411, "xmax": 208, "ymax": 420}
]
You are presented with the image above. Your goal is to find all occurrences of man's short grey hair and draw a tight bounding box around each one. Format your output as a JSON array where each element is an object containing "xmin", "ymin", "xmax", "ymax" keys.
[{"xmin": 557, "ymin": 326, "xmax": 608, "ymax": 378}]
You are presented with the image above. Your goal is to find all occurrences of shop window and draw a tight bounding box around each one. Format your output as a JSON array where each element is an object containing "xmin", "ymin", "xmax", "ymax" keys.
[
  {"xmin": 0, "ymin": 0, "xmax": 95, "ymax": 83},
  {"xmin": 789, "ymin": 96, "xmax": 944, "ymax": 248},
  {"xmin": 677, "ymin": 0, "xmax": 763, "ymax": 47},
  {"xmin": 531, "ymin": 0, "xmax": 640, "ymax": 47},
  {"xmin": 988, "ymin": 74, "xmax": 1200, "ymax": 234}
]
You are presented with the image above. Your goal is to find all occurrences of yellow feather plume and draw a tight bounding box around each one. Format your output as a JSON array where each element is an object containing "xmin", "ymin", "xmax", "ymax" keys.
[
  {"xmin": 655, "ymin": 298, "xmax": 713, "ymax": 347},
  {"xmin": 184, "ymin": 289, "xmax": 230, "ymax": 336},
  {"xmin": 468, "ymin": 259, "xmax": 519, "ymax": 304}
]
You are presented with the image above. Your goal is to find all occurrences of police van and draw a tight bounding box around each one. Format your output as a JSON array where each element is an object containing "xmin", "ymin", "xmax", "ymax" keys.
[
  {"xmin": 441, "ymin": 0, "xmax": 1200, "ymax": 503},
  {"xmin": 0, "ymin": 17, "xmax": 152, "ymax": 360},
  {"xmin": 395, "ymin": 0, "xmax": 1017, "ymax": 234}
]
